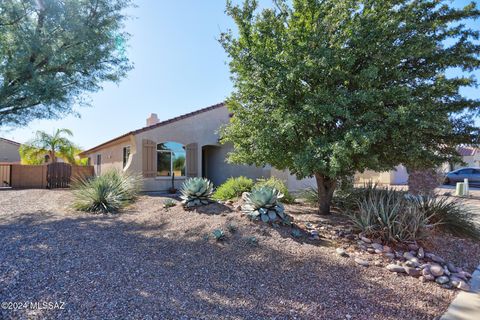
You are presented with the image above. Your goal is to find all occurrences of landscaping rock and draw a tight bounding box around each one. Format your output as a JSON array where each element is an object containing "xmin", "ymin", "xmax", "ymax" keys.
[
  {"xmin": 417, "ymin": 247, "xmax": 425, "ymax": 259},
  {"xmin": 336, "ymin": 248, "xmax": 349, "ymax": 257},
  {"xmin": 456, "ymin": 280, "xmax": 471, "ymax": 292},
  {"xmin": 383, "ymin": 252, "xmax": 395, "ymax": 259},
  {"xmin": 374, "ymin": 249, "xmax": 383, "ymax": 254},
  {"xmin": 435, "ymin": 276, "xmax": 450, "ymax": 285},
  {"xmin": 430, "ymin": 264, "xmax": 444, "ymax": 277},
  {"xmin": 405, "ymin": 267, "xmax": 421, "ymax": 277},
  {"xmin": 360, "ymin": 236, "xmax": 372, "ymax": 243},
  {"xmin": 408, "ymin": 243, "xmax": 419, "ymax": 251},
  {"xmin": 422, "ymin": 268, "xmax": 432, "ymax": 277},
  {"xmin": 367, "ymin": 248, "xmax": 375, "ymax": 254},
  {"xmin": 383, "ymin": 245, "xmax": 392, "ymax": 253},
  {"xmin": 425, "ymin": 253, "xmax": 445, "ymax": 264},
  {"xmin": 371, "ymin": 243, "xmax": 383, "ymax": 251},
  {"xmin": 355, "ymin": 258, "xmax": 369, "ymax": 267},
  {"xmin": 403, "ymin": 252, "xmax": 415, "ymax": 260},
  {"xmin": 443, "ymin": 266, "xmax": 451, "ymax": 276},
  {"xmin": 424, "ymin": 274, "xmax": 435, "ymax": 281},
  {"xmin": 446, "ymin": 262, "xmax": 458, "ymax": 274},
  {"xmin": 405, "ymin": 260, "xmax": 420, "ymax": 268},
  {"xmin": 386, "ymin": 264, "xmax": 405, "ymax": 273}
]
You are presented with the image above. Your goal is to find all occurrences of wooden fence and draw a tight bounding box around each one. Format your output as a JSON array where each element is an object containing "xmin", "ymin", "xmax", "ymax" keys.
[{"xmin": 0, "ymin": 163, "xmax": 94, "ymax": 189}]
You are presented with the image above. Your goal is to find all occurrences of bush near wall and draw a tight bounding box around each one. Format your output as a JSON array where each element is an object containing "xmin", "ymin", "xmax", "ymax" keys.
[{"xmin": 212, "ymin": 176, "xmax": 254, "ymax": 201}]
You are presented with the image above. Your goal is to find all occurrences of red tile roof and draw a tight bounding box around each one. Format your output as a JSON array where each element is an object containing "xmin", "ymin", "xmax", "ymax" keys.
[
  {"xmin": 80, "ymin": 102, "xmax": 225, "ymax": 156},
  {"xmin": 457, "ymin": 146, "xmax": 477, "ymax": 156}
]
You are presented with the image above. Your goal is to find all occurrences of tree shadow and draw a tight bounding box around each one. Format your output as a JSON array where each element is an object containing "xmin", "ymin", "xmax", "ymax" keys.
[{"xmin": 0, "ymin": 210, "xmax": 451, "ymax": 320}]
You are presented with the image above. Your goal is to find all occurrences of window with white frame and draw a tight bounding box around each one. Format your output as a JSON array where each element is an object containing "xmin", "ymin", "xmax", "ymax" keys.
[
  {"xmin": 157, "ymin": 142, "xmax": 186, "ymax": 177},
  {"xmin": 123, "ymin": 146, "xmax": 131, "ymax": 168}
]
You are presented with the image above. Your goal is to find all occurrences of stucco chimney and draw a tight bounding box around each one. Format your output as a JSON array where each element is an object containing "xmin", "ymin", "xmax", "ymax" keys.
[{"xmin": 146, "ymin": 113, "xmax": 159, "ymax": 126}]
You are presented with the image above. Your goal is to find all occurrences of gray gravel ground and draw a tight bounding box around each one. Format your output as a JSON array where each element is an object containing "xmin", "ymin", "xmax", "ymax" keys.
[{"xmin": 1, "ymin": 189, "xmax": 479, "ymax": 320}]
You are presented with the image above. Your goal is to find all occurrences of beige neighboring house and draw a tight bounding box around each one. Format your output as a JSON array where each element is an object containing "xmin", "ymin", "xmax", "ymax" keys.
[
  {"xmin": 80, "ymin": 103, "xmax": 316, "ymax": 192},
  {"xmin": 355, "ymin": 146, "xmax": 479, "ymax": 185},
  {"xmin": 0, "ymin": 137, "xmax": 21, "ymax": 163}
]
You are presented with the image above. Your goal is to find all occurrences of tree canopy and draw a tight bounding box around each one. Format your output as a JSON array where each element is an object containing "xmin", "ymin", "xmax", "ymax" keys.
[
  {"xmin": 19, "ymin": 128, "xmax": 87, "ymax": 165},
  {"xmin": 220, "ymin": 0, "xmax": 480, "ymax": 214},
  {"xmin": 0, "ymin": 0, "xmax": 132, "ymax": 127}
]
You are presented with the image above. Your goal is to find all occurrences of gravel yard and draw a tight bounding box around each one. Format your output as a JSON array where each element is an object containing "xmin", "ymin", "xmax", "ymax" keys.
[{"xmin": 1, "ymin": 189, "xmax": 479, "ymax": 319}]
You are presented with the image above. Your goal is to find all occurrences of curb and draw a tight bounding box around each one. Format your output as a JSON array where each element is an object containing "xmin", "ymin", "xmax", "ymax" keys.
[{"xmin": 440, "ymin": 264, "xmax": 480, "ymax": 320}]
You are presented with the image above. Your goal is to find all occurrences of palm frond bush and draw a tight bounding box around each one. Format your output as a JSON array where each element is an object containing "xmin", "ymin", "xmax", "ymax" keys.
[
  {"xmin": 72, "ymin": 170, "xmax": 141, "ymax": 213},
  {"xmin": 212, "ymin": 176, "xmax": 254, "ymax": 201},
  {"xmin": 407, "ymin": 195, "xmax": 480, "ymax": 240}
]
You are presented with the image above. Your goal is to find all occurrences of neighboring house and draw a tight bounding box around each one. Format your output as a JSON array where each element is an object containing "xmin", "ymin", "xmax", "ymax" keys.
[
  {"xmin": 80, "ymin": 103, "xmax": 316, "ymax": 192},
  {"xmin": 0, "ymin": 137, "xmax": 21, "ymax": 163},
  {"xmin": 454, "ymin": 146, "xmax": 479, "ymax": 169},
  {"xmin": 355, "ymin": 146, "xmax": 479, "ymax": 185}
]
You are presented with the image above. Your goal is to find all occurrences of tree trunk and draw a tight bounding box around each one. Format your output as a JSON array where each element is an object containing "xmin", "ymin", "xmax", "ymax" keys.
[{"xmin": 314, "ymin": 173, "xmax": 337, "ymax": 215}]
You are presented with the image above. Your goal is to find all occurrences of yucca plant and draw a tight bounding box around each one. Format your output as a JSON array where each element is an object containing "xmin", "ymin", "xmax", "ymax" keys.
[
  {"xmin": 180, "ymin": 177, "xmax": 214, "ymax": 208},
  {"xmin": 349, "ymin": 187, "xmax": 433, "ymax": 243},
  {"xmin": 72, "ymin": 170, "xmax": 141, "ymax": 213},
  {"xmin": 242, "ymin": 186, "xmax": 287, "ymax": 223},
  {"xmin": 407, "ymin": 195, "xmax": 480, "ymax": 240}
]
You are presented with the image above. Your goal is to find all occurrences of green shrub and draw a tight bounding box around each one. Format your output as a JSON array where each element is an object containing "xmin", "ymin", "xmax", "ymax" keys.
[
  {"xmin": 243, "ymin": 186, "xmax": 288, "ymax": 223},
  {"xmin": 163, "ymin": 198, "xmax": 177, "ymax": 209},
  {"xmin": 72, "ymin": 170, "xmax": 141, "ymax": 213},
  {"xmin": 212, "ymin": 176, "xmax": 254, "ymax": 201},
  {"xmin": 180, "ymin": 177, "xmax": 214, "ymax": 208},
  {"xmin": 348, "ymin": 186, "xmax": 431, "ymax": 243},
  {"xmin": 254, "ymin": 177, "xmax": 295, "ymax": 204},
  {"xmin": 407, "ymin": 195, "xmax": 480, "ymax": 240}
]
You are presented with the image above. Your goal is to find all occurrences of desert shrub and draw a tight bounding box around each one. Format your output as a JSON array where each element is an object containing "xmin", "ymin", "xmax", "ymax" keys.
[
  {"xmin": 212, "ymin": 176, "xmax": 254, "ymax": 201},
  {"xmin": 254, "ymin": 177, "xmax": 295, "ymax": 204},
  {"xmin": 242, "ymin": 186, "xmax": 288, "ymax": 223},
  {"xmin": 407, "ymin": 168, "xmax": 444, "ymax": 196},
  {"xmin": 72, "ymin": 170, "xmax": 141, "ymax": 213},
  {"xmin": 180, "ymin": 177, "xmax": 214, "ymax": 208},
  {"xmin": 212, "ymin": 229, "xmax": 226, "ymax": 241},
  {"xmin": 163, "ymin": 198, "xmax": 176, "ymax": 209},
  {"xmin": 407, "ymin": 195, "xmax": 480, "ymax": 240},
  {"xmin": 348, "ymin": 187, "xmax": 432, "ymax": 242}
]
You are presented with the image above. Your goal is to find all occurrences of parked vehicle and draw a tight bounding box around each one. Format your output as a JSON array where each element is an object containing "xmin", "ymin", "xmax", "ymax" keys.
[{"xmin": 444, "ymin": 167, "xmax": 480, "ymax": 186}]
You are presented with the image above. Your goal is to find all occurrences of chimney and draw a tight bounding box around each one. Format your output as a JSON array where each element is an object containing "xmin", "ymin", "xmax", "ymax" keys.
[{"xmin": 146, "ymin": 113, "xmax": 159, "ymax": 126}]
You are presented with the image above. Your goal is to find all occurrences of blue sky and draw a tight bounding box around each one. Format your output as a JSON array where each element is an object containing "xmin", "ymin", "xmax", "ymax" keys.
[{"xmin": 1, "ymin": 0, "xmax": 478, "ymax": 149}]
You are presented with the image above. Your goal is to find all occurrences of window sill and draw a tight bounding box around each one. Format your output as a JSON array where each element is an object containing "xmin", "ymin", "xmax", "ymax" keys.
[{"xmin": 154, "ymin": 176, "xmax": 187, "ymax": 180}]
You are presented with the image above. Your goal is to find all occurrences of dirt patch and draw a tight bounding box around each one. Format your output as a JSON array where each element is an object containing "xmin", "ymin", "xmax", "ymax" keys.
[{"xmin": 0, "ymin": 189, "xmax": 478, "ymax": 319}]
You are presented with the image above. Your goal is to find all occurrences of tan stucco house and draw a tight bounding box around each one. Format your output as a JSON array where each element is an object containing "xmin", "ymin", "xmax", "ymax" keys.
[
  {"xmin": 0, "ymin": 137, "xmax": 21, "ymax": 163},
  {"xmin": 80, "ymin": 103, "xmax": 316, "ymax": 192}
]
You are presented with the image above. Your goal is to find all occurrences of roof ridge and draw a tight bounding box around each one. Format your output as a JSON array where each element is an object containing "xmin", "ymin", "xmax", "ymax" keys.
[
  {"xmin": 80, "ymin": 102, "xmax": 225, "ymax": 156},
  {"xmin": 0, "ymin": 137, "xmax": 21, "ymax": 146}
]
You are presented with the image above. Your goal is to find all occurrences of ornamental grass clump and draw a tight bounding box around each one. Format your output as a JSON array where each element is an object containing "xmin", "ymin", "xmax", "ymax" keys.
[
  {"xmin": 242, "ymin": 186, "xmax": 288, "ymax": 223},
  {"xmin": 348, "ymin": 186, "xmax": 433, "ymax": 243},
  {"xmin": 180, "ymin": 177, "xmax": 214, "ymax": 208},
  {"xmin": 72, "ymin": 170, "xmax": 141, "ymax": 214},
  {"xmin": 407, "ymin": 195, "xmax": 480, "ymax": 240}
]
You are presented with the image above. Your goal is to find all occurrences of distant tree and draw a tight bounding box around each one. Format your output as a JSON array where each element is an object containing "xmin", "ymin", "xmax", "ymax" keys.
[
  {"xmin": 19, "ymin": 128, "xmax": 85, "ymax": 164},
  {"xmin": 0, "ymin": 0, "xmax": 132, "ymax": 127},
  {"xmin": 220, "ymin": 0, "xmax": 480, "ymax": 215}
]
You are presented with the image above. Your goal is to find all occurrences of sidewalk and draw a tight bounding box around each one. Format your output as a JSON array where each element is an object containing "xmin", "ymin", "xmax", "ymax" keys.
[{"xmin": 441, "ymin": 265, "xmax": 480, "ymax": 320}]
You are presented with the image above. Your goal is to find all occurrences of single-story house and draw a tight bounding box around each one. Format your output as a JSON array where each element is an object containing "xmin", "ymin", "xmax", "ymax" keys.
[
  {"xmin": 79, "ymin": 102, "xmax": 316, "ymax": 192},
  {"xmin": 454, "ymin": 146, "xmax": 479, "ymax": 169},
  {"xmin": 0, "ymin": 137, "xmax": 21, "ymax": 163}
]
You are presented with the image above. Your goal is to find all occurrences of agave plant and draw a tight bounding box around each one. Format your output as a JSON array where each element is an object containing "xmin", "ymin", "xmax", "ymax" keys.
[
  {"xmin": 242, "ymin": 186, "xmax": 287, "ymax": 223},
  {"xmin": 180, "ymin": 177, "xmax": 214, "ymax": 208}
]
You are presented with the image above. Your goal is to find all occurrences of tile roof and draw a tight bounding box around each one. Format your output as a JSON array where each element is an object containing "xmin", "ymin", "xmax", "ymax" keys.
[
  {"xmin": 457, "ymin": 146, "xmax": 477, "ymax": 156},
  {"xmin": 0, "ymin": 137, "xmax": 21, "ymax": 146},
  {"xmin": 80, "ymin": 102, "xmax": 225, "ymax": 156}
]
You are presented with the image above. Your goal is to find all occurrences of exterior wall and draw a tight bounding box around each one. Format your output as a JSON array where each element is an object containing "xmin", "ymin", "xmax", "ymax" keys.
[
  {"xmin": 390, "ymin": 165, "xmax": 409, "ymax": 185},
  {"xmin": 270, "ymin": 168, "xmax": 317, "ymax": 192},
  {"xmin": 85, "ymin": 136, "xmax": 135, "ymax": 176},
  {"xmin": 454, "ymin": 154, "xmax": 480, "ymax": 169},
  {"xmin": 204, "ymin": 144, "xmax": 269, "ymax": 187},
  {"xmin": 355, "ymin": 170, "xmax": 392, "ymax": 185},
  {"xmin": 0, "ymin": 140, "xmax": 20, "ymax": 163}
]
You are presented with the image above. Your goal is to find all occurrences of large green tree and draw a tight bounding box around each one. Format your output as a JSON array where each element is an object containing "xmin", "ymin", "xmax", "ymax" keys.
[
  {"xmin": 0, "ymin": 0, "xmax": 132, "ymax": 126},
  {"xmin": 220, "ymin": 0, "xmax": 480, "ymax": 215}
]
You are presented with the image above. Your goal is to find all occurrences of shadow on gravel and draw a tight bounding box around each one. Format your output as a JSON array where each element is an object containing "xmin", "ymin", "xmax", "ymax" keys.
[{"xmin": 0, "ymin": 211, "xmax": 445, "ymax": 320}]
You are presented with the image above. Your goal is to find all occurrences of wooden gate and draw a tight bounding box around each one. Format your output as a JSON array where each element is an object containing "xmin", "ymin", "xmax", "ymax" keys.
[
  {"xmin": 47, "ymin": 163, "xmax": 72, "ymax": 189},
  {"xmin": 0, "ymin": 164, "xmax": 11, "ymax": 188}
]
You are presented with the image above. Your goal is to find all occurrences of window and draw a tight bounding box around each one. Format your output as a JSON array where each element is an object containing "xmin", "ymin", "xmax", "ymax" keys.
[
  {"xmin": 157, "ymin": 142, "xmax": 186, "ymax": 177},
  {"xmin": 96, "ymin": 154, "xmax": 101, "ymax": 175},
  {"xmin": 123, "ymin": 146, "xmax": 131, "ymax": 168},
  {"xmin": 458, "ymin": 169, "xmax": 474, "ymax": 175}
]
